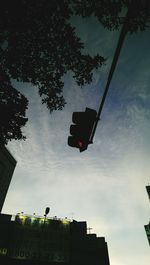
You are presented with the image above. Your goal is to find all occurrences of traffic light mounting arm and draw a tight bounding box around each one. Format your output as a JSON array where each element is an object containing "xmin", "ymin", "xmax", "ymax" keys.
[{"xmin": 90, "ymin": 10, "xmax": 129, "ymax": 143}]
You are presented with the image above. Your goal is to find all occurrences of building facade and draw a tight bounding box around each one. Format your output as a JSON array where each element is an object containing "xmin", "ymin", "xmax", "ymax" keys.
[
  {"xmin": 144, "ymin": 185, "xmax": 150, "ymax": 245},
  {"xmin": 0, "ymin": 145, "xmax": 17, "ymax": 212},
  {"xmin": 0, "ymin": 213, "xmax": 110, "ymax": 265}
]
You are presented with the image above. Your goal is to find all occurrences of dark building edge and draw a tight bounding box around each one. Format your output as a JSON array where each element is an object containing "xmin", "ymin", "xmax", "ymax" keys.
[{"xmin": 0, "ymin": 144, "xmax": 17, "ymax": 167}]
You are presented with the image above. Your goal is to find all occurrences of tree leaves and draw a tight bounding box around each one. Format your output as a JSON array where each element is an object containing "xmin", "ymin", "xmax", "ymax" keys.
[
  {"xmin": 72, "ymin": 0, "xmax": 150, "ymax": 32},
  {"xmin": 0, "ymin": 0, "xmax": 150, "ymax": 144},
  {"xmin": 0, "ymin": 71, "xmax": 28, "ymax": 144}
]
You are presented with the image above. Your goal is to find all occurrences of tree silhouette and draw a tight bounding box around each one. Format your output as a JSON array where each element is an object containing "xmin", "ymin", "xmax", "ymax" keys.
[
  {"xmin": 0, "ymin": 0, "xmax": 105, "ymax": 144},
  {"xmin": 72, "ymin": 0, "xmax": 150, "ymax": 32},
  {"xmin": 0, "ymin": 71, "xmax": 28, "ymax": 144},
  {"xmin": 0, "ymin": 0, "xmax": 150, "ymax": 144}
]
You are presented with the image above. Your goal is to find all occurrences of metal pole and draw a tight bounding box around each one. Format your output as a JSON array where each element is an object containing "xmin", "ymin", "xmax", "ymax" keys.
[{"xmin": 90, "ymin": 10, "xmax": 130, "ymax": 143}]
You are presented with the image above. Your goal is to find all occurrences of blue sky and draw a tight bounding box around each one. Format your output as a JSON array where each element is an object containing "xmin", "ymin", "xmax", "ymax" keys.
[{"xmin": 3, "ymin": 15, "xmax": 150, "ymax": 265}]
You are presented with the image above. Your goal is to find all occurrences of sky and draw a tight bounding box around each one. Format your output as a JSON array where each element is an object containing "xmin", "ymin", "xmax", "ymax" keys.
[{"xmin": 2, "ymin": 14, "xmax": 150, "ymax": 265}]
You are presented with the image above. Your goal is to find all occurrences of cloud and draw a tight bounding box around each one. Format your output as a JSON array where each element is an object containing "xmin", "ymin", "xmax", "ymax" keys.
[{"xmin": 3, "ymin": 15, "xmax": 150, "ymax": 265}]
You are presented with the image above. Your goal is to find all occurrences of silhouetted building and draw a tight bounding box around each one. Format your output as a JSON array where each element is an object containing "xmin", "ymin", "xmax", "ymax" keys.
[
  {"xmin": 0, "ymin": 145, "xmax": 17, "ymax": 212},
  {"xmin": 144, "ymin": 185, "xmax": 150, "ymax": 245},
  {"xmin": 144, "ymin": 223, "xmax": 150, "ymax": 246},
  {"xmin": 0, "ymin": 213, "xmax": 110, "ymax": 265},
  {"xmin": 146, "ymin": 185, "xmax": 150, "ymax": 201}
]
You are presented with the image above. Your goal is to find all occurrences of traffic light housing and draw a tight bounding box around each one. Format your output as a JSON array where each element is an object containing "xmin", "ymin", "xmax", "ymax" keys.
[{"xmin": 68, "ymin": 108, "xmax": 97, "ymax": 152}]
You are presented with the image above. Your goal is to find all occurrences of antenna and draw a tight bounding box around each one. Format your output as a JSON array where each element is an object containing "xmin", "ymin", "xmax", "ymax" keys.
[
  {"xmin": 71, "ymin": 212, "xmax": 74, "ymax": 221},
  {"xmin": 87, "ymin": 227, "xmax": 92, "ymax": 234}
]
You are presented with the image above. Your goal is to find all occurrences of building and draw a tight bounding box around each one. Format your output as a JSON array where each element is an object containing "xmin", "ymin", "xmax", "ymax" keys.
[
  {"xmin": 146, "ymin": 185, "xmax": 150, "ymax": 200},
  {"xmin": 0, "ymin": 145, "xmax": 17, "ymax": 212},
  {"xmin": 144, "ymin": 185, "xmax": 150, "ymax": 245},
  {"xmin": 0, "ymin": 213, "xmax": 110, "ymax": 265},
  {"xmin": 144, "ymin": 223, "xmax": 150, "ymax": 246}
]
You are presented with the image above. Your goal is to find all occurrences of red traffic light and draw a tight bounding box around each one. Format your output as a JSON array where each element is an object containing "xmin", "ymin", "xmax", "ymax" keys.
[
  {"xmin": 68, "ymin": 136, "xmax": 88, "ymax": 152},
  {"xmin": 68, "ymin": 108, "xmax": 97, "ymax": 152}
]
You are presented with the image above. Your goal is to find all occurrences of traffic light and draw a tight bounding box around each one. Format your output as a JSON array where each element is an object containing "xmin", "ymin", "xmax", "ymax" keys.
[{"xmin": 68, "ymin": 108, "xmax": 97, "ymax": 152}]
